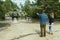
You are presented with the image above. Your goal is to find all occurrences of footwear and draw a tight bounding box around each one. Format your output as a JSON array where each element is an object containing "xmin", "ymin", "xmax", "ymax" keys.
[
  {"xmin": 40, "ymin": 35, "xmax": 43, "ymax": 37},
  {"xmin": 44, "ymin": 35, "xmax": 46, "ymax": 37},
  {"xmin": 48, "ymin": 32, "xmax": 50, "ymax": 34},
  {"xmin": 50, "ymin": 33, "xmax": 53, "ymax": 35},
  {"xmin": 49, "ymin": 32, "xmax": 53, "ymax": 35}
]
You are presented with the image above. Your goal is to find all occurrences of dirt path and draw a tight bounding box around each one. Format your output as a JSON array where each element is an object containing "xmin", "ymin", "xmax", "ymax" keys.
[{"xmin": 0, "ymin": 19, "xmax": 60, "ymax": 40}]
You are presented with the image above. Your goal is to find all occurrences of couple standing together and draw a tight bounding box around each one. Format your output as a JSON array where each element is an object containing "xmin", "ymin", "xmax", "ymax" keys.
[{"xmin": 37, "ymin": 10, "xmax": 54, "ymax": 37}]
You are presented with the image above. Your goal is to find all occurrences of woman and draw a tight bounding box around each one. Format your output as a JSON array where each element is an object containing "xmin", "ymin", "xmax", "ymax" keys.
[{"xmin": 49, "ymin": 12, "xmax": 54, "ymax": 34}]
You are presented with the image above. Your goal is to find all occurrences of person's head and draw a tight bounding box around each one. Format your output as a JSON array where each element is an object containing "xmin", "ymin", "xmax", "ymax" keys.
[
  {"xmin": 49, "ymin": 11, "xmax": 54, "ymax": 18},
  {"xmin": 50, "ymin": 11, "xmax": 54, "ymax": 15},
  {"xmin": 42, "ymin": 10, "xmax": 46, "ymax": 14},
  {"xmin": 43, "ymin": 10, "xmax": 45, "ymax": 13}
]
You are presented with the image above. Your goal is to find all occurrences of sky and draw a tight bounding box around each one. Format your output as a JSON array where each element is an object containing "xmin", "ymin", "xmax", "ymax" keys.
[
  {"xmin": 11, "ymin": 0, "xmax": 35, "ymax": 8},
  {"xmin": 11, "ymin": 0, "xmax": 25, "ymax": 5},
  {"xmin": 11, "ymin": 0, "xmax": 60, "ymax": 7},
  {"xmin": 59, "ymin": 0, "xmax": 60, "ymax": 2}
]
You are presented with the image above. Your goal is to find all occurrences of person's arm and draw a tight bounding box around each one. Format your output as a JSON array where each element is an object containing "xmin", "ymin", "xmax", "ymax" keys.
[{"xmin": 36, "ymin": 13, "xmax": 41, "ymax": 18}]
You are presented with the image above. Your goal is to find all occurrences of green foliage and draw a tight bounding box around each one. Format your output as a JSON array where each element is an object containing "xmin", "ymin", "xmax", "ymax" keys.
[
  {"xmin": 21, "ymin": 0, "xmax": 60, "ymax": 19},
  {"xmin": 0, "ymin": 0, "xmax": 19, "ymax": 20}
]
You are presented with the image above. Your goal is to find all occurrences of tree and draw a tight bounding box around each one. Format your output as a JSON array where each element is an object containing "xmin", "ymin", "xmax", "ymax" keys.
[
  {"xmin": 35, "ymin": 0, "xmax": 60, "ymax": 19},
  {"xmin": 21, "ymin": 0, "xmax": 33, "ymax": 16},
  {"xmin": 0, "ymin": 0, "xmax": 19, "ymax": 20},
  {"xmin": 21, "ymin": 0, "xmax": 60, "ymax": 19}
]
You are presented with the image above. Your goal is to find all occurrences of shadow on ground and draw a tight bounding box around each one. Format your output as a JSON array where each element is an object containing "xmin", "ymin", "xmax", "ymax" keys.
[
  {"xmin": 11, "ymin": 33, "xmax": 38, "ymax": 40},
  {"xmin": 11, "ymin": 30, "xmax": 41, "ymax": 40},
  {"xmin": 0, "ymin": 23, "xmax": 11, "ymax": 31}
]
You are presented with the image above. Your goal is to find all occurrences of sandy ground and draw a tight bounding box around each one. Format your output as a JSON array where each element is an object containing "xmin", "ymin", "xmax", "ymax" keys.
[{"xmin": 0, "ymin": 19, "xmax": 60, "ymax": 40}]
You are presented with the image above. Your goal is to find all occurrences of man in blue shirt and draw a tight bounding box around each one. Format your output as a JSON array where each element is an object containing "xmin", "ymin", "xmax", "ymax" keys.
[{"xmin": 37, "ymin": 10, "xmax": 48, "ymax": 37}]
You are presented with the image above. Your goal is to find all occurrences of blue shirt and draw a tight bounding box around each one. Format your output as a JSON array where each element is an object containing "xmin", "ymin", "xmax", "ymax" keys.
[{"xmin": 38, "ymin": 13, "xmax": 48, "ymax": 25}]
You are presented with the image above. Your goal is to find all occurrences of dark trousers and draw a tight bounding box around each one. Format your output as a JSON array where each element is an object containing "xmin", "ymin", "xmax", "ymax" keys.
[
  {"xmin": 12, "ymin": 17, "xmax": 14, "ymax": 21},
  {"xmin": 40, "ymin": 24, "xmax": 46, "ymax": 37}
]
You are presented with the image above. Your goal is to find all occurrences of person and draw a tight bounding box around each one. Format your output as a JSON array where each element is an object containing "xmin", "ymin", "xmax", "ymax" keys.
[
  {"xmin": 16, "ymin": 13, "xmax": 19, "ymax": 20},
  {"xmin": 11, "ymin": 13, "xmax": 14, "ymax": 21},
  {"xmin": 26, "ymin": 15, "xmax": 31, "ymax": 22},
  {"xmin": 49, "ymin": 12, "xmax": 54, "ymax": 34},
  {"xmin": 37, "ymin": 10, "xmax": 48, "ymax": 37}
]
